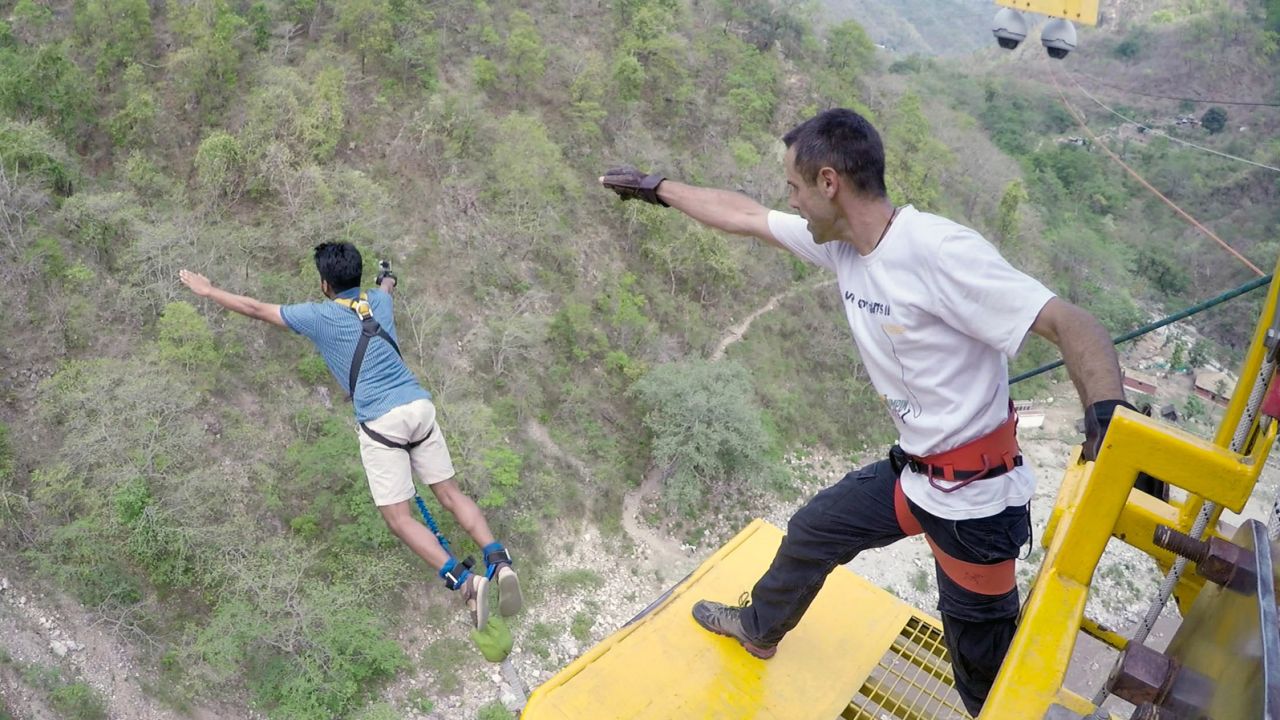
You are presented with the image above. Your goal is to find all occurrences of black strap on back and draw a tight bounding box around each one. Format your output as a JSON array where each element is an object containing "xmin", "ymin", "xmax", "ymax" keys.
[
  {"xmin": 335, "ymin": 293, "xmax": 426, "ymax": 452},
  {"xmin": 347, "ymin": 314, "xmax": 402, "ymax": 399}
]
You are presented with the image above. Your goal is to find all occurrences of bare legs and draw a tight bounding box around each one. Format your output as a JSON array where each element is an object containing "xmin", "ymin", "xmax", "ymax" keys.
[{"xmin": 377, "ymin": 478, "xmax": 495, "ymax": 571}]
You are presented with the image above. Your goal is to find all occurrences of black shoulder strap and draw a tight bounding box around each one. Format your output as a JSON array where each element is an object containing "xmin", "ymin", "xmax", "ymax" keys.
[{"xmin": 335, "ymin": 292, "xmax": 403, "ymax": 398}]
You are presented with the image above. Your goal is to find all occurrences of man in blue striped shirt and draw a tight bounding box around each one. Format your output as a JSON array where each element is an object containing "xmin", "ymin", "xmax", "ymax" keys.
[{"xmin": 179, "ymin": 242, "xmax": 521, "ymax": 629}]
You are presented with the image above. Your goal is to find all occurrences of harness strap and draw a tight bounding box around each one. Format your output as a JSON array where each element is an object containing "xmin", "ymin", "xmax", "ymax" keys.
[
  {"xmin": 908, "ymin": 403, "xmax": 1022, "ymax": 492},
  {"xmin": 335, "ymin": 292, "xmax": 404, "ymax": 397},
  {"xmin": 360, "ymin": 421, "xmax": 432, "ymax": 451},
  {"xmin": 893, "ymin": 479, "xmax": 1016, "ymax": 596},
  {"xmin": 335, "ymin": 292, "xmax": 428, "ymax": 453},
  {"xmin": 893, "ymin": 477, "xmax": 924, "ymax": 537}
]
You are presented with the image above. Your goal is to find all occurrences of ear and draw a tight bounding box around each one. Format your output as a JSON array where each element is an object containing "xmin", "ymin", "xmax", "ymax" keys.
[
  {"xmin": 320, "ymin": 279, "xmax": 332, "ymax": 298},
  {"xmin": 818, "ymin": 167, "xmax": 840, "ymax": 199}
]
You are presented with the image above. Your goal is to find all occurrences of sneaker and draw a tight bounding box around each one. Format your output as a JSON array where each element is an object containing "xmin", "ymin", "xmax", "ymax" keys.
[
  {"xmin": 492, "ymin": 563, "xmax": 523, "ymax": 618},
  {"xmin": 691, "ymin": 594, "xmax": 777, "ymax": 659},
  {"xmin": 459, "ymin": 573, "xmax": 489, "ymax": 630}
]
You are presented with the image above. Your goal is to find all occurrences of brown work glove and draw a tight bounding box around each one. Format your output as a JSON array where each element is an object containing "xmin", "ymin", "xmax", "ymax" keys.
[
  {"xmin": 1080, "ymin": 399, "xmax": 1137, "ymax": 462},
  {"xmin": 601, "ymin": 165, "xmax": 668, "ymax": 207}
]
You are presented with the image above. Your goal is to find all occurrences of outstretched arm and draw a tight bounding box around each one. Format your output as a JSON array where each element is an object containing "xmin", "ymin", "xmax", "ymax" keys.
[
  {"xmin": 1030, "ymin": 297, "xmax": 1131, "ymax": 461},
  {"xmin": 654, "ymin": 181, "xmax": 781, "ymax": 249},
  {"xmin": 179, "ymin": 269, "xmax": 286, "ymax": 328},
  {"xmin": 599, "ymin": 167, "xmax": 782, "ymax": 249}
]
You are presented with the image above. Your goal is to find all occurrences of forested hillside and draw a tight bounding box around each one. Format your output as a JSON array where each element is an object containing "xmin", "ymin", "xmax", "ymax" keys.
[{"xmin": 0, "ymin": 0, "xmax": 1277, "ymax": 718}]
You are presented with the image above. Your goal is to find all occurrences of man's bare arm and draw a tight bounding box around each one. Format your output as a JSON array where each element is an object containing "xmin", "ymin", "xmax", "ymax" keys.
[
  {"xmin": 599, "ymin": 167, "xmax": 782, "ymax": 249},
  {"xmin": 179, "ymin": 269, "xmax": 286, "ymax": 328},
  {"xmin": 1029, "ymin": 297, "xmax": 1124, "ymax": 406},
  {"xmin": 654, "ymin": 181, "xmax": 782, "ymax": 249}
]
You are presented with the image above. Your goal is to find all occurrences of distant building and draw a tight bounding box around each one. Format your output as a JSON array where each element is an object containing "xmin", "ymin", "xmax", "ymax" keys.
[
  {"xmin": 1122, "ymin": 369, "xmax": 1159, "ymax": 395},
  {"xmin": 1193, "ymin": 370, "xmax": 1235, "ymax": 407}
]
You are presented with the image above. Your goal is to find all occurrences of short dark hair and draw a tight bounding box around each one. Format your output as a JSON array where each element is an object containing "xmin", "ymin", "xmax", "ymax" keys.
[
  {"xmin": 782, "ymin": 108, "xmax": 887, "ymax": 199},
  {"xmin": 313, "ymin": 242, "xmax": 362, "ymax": 292}
]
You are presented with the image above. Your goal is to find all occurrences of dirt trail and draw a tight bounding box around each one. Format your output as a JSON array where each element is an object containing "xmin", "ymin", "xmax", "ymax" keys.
[
  {"xmin": 523, "ymin": 419, "xmax": 692, "ymax": 577},
  {"xmin": 709, "ymin": 280, "xmax": 836, "ymax": 362}
]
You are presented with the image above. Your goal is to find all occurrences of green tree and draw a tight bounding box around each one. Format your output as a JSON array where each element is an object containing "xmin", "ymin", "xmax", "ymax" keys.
[
  {"xmin": 1188, "ymin": 339, "xmax": 1211, "ymax": 368},
  {"xmin": 995, "ymin": 179, "xmax": 1027, "ymax": 246},
  {"xmin": 155, "ymin": 301, "xmax": 221, "ymax": 376},
  {"xmin": 10, "ymin": 0, "xmax": 54, "ymax": 43},
  {"xmin": 629, "ymin": 360, "xmax": 777, "ymax": 515},
  {"xmin": 194, "ymin": 130, "xmax": 246, "ymax": 200},
  {"xmin": 1201, "ymin": 106, "xmax": 1228, "ymax": 134},
  {"xmin": 567, "ymin": 53, "xmax": 609, "ymax": 145},
  {"xmin": 613, "ymin": 0, "xmax": 689, "ymax": 107},
  {"xmin": 388, "ymin": 0, "xmax": 438, "ymax": 89},
  {"xmin": 300, "ymin": 67, "xmax": 346, "ymax": 161},
  {"xmin": 722, "ymin": 40, "xmax": 779, "ymax": 134},
  {"xmin": 107, "ymin": 64, "xmax": 156, "ymax": 149},
  {"xmin": 884, "ymin": 93, "xmax": 950, "ymax": 210},
  {"xmin": 169, "ymin": 0, "xmax": 248, "ymax": 111},
  {"xmin": 0, "ymin": 118, "xmax": 78, "ymax": 194},
  {"xmin": 0, "ymin": 42, "xmax": 95, "ymax": 141},
  {"xmin": 1132, "ymin": 247, "xmax": 1189, "ymax": 295},
  {"xmin": 74, "ymin": 0, "xmax": 153, "ymax": 77},
  {"xmin": 336, "ymin": 0, "xmax": 393, "ymax": 75},
  {"xmin": 504, "ymin": 10, "xmax": 546, "ymax": 87},
  {"xmin": 1170, "ymin": 339, "xmax": 1187, "ymax": 371},
  {"xmin": 826, "ymin": 20, "xmax": 875, "ymax": 77},
  {"xmin": 484, "ymin": 113, "xmax": 580, "ymax": 226}
]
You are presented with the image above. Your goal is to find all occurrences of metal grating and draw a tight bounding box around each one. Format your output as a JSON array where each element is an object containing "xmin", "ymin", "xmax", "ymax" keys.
[{"xmin": 843, "ymin": 616, "xmax": 970, "ymax": 720}]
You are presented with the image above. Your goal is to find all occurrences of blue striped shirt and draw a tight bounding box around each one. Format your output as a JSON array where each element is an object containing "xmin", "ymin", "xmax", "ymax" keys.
[{"xmin": 281, "ymin": 288, "xmax": 431, "ymax": 422}]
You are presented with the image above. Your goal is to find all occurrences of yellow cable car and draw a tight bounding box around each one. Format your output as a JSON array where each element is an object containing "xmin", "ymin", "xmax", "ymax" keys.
[{"xmin": 992, "ymin": 0, "xmax": 1099, "ymax": 58}]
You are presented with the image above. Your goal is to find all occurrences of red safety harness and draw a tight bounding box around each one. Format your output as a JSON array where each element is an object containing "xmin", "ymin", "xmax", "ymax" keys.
[
  {"xmin": 893, "ymin": 480, "xmax": 1016, "ymax": 595},
  {"xmin": 890, "ymin": 404, "xmax": 1024, "ymax": 595},
  {"xmin": 906, "ymin": 406, "xmax": 1022, "ymax": 492}
]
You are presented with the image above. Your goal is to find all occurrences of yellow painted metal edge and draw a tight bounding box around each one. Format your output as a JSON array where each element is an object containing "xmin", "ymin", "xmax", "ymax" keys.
[
  {"xmin": 994, "ymin": 0, "xmax": 1100, "ymax": 25},
  {"xmin": 522, "ymin": 519, "xmax": 771, "ymax": 710}
]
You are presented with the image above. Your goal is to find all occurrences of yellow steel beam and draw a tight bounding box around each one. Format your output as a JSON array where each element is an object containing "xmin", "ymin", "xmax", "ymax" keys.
[
  {"xmin": 985, "ymin": 258, "xmax": 1280, "ymax": 717},
  {"xmin": 994, "ymin": 0, "xmax": 1100, "ymax": 26}
]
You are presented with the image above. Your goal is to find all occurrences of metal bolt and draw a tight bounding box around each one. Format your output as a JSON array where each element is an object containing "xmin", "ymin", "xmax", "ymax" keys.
[
  {"xmin": 1153, "ymin": 526, "xmax": 1208, "ymax": 563},
  {"xmin": 1109, "ymin": 642, "xmax": 1176, "ymax": 706},
  {"xmin": 1153, "ymin": 525, "xmax": 1256, "ymax": 592}
]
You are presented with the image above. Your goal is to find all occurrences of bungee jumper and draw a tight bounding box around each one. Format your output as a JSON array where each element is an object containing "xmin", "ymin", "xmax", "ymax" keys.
[{"xmin": 178, "ymin": 243, "xmax": 522, "ymax": 631}]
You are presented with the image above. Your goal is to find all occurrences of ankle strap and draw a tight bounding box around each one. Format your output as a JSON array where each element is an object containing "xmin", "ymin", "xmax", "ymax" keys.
[
  {"xmin": 484, "ymin": 546, "xmax": 513, "ymax": 566},
  {"xmin": 440, "ymin": 556, "xmax": 476, "ymax": 590}
]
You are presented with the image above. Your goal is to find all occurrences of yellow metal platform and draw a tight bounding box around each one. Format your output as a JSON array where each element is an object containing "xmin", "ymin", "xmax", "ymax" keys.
[{"xmin": 522, "ymin": 520, "xmax": 969, "ymax": 720}]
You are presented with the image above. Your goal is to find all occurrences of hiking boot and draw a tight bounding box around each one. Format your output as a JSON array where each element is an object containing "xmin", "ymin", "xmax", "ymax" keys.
[
  {"xmin": 691, "ymin": 594, "xmax": 777, "ymax": 659},
  {"xmin": 459, "ymin": 573, "xmax": 489, "ymax": 630},
  {"xmin": 492, "ymin": 562, "xmax": 523, "ymax": 618}
]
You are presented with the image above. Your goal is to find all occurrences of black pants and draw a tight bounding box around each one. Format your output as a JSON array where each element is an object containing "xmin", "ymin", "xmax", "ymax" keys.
[{"xmin": 740, "ymin": 459, "xmax": 1030, "ymax": 716}]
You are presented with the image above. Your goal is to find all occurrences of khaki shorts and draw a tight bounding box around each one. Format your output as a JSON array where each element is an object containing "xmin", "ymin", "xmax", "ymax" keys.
[{"xmin": 357, "ymin": 398, "xmax": 455, "ymax": 506}]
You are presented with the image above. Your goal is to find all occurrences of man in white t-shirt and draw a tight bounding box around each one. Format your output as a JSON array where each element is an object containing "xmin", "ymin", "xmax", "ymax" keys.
[{"xmin": 601, "ymin": 108, "xmax": 1134, "ymax": 716}]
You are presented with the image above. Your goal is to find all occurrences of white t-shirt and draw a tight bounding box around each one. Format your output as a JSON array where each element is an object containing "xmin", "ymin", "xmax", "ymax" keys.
[{"xmin": 768, "ymin": 206, "xmax": 1056, "ymax": 520}]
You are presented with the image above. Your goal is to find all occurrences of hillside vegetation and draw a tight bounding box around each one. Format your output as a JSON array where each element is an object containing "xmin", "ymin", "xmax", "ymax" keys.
[{"xmin": 0, "ymin": 0, "xmax": 1277, "ymax": 718}]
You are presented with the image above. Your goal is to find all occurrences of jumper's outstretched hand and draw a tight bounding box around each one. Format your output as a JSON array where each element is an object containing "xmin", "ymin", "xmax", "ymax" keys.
[
  {"xmin": 599, "ymin": 165, "xmax": 668, "ymax": 206},
  {"xmin": 179, "ymin": 269, "xmax": 213, "ymax": 297}
]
